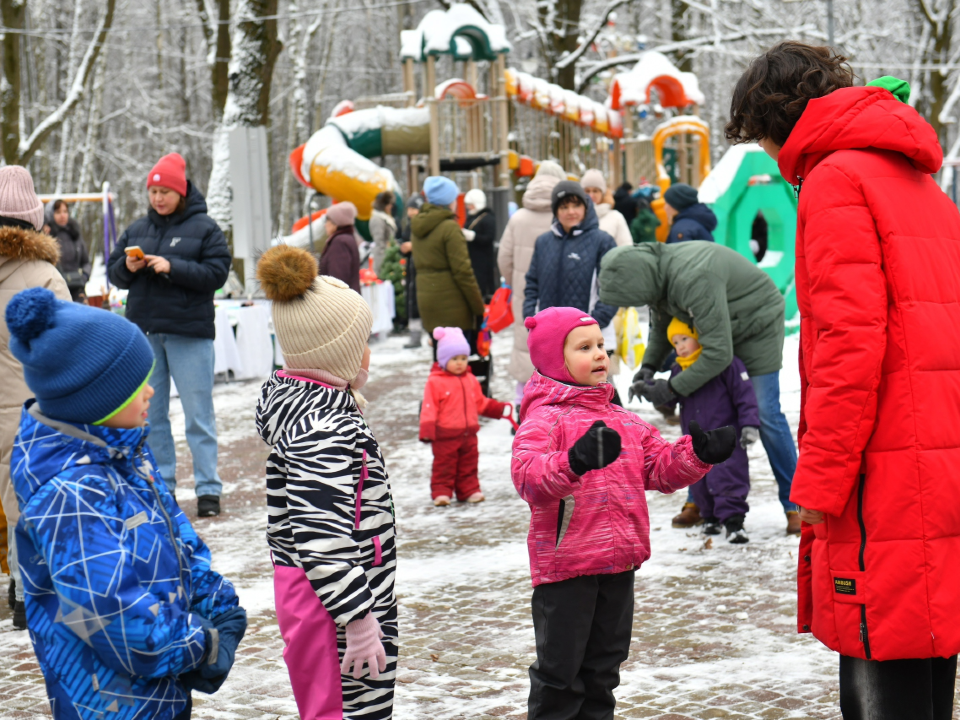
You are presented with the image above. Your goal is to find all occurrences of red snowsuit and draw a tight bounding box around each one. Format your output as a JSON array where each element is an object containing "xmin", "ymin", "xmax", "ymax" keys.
[
  {"xmin": 420, "ymin": 363, "xmax": 508, "ymax": 500},
  {"xmin": 780, "ymin": 85, "xmax": 960, "ymax": 661}
]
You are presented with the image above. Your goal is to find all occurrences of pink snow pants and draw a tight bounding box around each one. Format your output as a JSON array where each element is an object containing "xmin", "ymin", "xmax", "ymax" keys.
[{"xmin": 273, "ymin": 564, "xmax": 343, "ymax": 719}]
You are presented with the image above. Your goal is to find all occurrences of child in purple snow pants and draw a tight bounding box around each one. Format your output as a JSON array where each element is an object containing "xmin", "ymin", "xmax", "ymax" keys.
[{"xmin": 667, "ymin": 317, "xmax": 760, "ymax": 543}]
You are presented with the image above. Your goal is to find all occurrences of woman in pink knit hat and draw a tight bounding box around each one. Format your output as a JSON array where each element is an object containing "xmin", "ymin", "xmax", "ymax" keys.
[
  {"xmin": 107, "ymin": 152, "xmax": 232, "ymax": 518},
  {"xmin": 512, "ymin": 306, "xmax": 736, "ymax": 719}
]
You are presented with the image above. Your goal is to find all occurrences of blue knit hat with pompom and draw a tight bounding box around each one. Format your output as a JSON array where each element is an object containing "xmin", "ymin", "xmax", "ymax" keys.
[{"xmin": 6, "ymin": 288, "xmax": 154, "ymax": 424}]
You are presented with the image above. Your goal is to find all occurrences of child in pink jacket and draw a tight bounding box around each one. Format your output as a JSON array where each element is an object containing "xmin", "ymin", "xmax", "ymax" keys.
[{"xmin": 512, "ymin": 306, "xmax": 736, "ymax": 719}]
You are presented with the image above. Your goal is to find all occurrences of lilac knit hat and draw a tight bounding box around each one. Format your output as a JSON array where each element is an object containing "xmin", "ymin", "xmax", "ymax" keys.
[
  {"xmin": 434, "ymin": 327, "xmax": 471, "ymax": 369},
  {"xmin": 525, "ymin": 306, "xmax": 599, "ymax": 384},
  {"xmin": 325, "ymin": 201, "xmax": 357, "ymax": 228},
  {"xmin": 0, "ymin": 166, "xmax": 44, "ymax": 230}
]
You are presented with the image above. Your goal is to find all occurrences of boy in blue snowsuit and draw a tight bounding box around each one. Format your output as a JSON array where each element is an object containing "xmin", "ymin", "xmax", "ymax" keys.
[
  {"xmin": 5, "ymin": 288, "xmax": 246, "ymax": 720},
  {"xmin": 666, "ymin": 318, "xmax": 760, "ymax": 543}
]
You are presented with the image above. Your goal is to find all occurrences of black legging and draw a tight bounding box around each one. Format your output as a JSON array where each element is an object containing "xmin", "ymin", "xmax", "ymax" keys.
[{"xmin": 839, "ymin": 654, "xmax": 957, "ymax": 720}]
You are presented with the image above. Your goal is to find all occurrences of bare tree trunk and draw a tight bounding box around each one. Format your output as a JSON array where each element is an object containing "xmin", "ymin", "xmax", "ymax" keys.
[
  {"xmin": 194, "ymin": 0, "xmax": 232, "ymax": 119},
  {"xmin": 77, "ymin": 55, "xmax": 107, "ymax": 195},
  {"xmin": 206, "ymin": 0, "xmax": 283, "ymax": 233},
  {"xmin": 56, "ymin": 0, "xmax": 86, "ymax": 193},
  {"xmin": 538, "ymin": 0, "xmax": 584, "ymax": 90},
  {"xmin": 0, "ymin": 0, "xmax": 26, "ymax": 166}
]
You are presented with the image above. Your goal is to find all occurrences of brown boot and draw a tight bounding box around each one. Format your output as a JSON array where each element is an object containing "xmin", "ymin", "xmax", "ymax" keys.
[
  {"xmin": 672, "ymin": 502, "xmax": 702, "ymax": 528},
  {"xmin": 786, "ymin": 511, "xmax": 802, "ymax": 535}
]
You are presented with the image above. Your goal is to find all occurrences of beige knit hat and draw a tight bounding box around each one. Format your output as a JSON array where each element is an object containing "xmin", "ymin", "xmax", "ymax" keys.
[
  {"xmin": 0, "ymin": 166, "xmax": 45, "ymax": 230},
  {"xmin": 257, "ymin": 245, "xmax": 372, "ymax": 382}
]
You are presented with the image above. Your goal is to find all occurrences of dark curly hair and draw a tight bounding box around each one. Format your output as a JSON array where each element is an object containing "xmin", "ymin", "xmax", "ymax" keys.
[{"xmin": 725, "ymin": 41, "xmax": 856, "ymax": 147}]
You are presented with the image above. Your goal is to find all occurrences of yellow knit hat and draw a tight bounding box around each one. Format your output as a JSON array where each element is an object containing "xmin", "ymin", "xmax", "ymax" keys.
[
  {"xmin": 256, "ymin": 245, "xmax": 373, "ymax": 382},
  {"xmin": 667, "ymin": 317, "xmax": 698, "ymax": 342}
]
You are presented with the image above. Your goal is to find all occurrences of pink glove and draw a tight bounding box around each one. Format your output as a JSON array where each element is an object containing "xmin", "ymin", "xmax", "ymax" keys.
[{"xmin": 341, "ymin": 611, "xmax": 387, "ymax": 679}]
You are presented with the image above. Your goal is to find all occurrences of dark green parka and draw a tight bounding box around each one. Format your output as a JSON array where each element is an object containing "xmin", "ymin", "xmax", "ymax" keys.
[
  {"xmin": 599, "ymin": 241, "xmax": 784, "ymax": 396},
  {"xmin": 411, "ymin": 203, "xmax": 485, "ymax": 334}
]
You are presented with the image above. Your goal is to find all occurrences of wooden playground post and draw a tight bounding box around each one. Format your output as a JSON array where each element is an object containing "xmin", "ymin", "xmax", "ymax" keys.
[
  {"xmin": 612, "ymin": 137, "xmax": 623, "ymax": 187},
  {"xmin": 425, "ymin": 55, "xmax": 440, "ymax": 175},
  {"xmin": 623, "ymin": 110, "xmax": 636, "ymax": 186},
  {"xmin": 403, "ymin": 58, "xmax": 416, "ymax": 103}
]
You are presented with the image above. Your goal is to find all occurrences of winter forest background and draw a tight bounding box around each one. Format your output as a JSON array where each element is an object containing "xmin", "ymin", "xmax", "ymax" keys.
[{"xmin": 2, "ymin": 0, "xmax": 958, "ymax": 256}]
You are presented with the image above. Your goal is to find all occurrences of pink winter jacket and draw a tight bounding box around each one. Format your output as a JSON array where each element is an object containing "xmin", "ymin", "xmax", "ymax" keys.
[{"xmin": 512, "ymin": 372, "xmax": 711, "ymax": 587}]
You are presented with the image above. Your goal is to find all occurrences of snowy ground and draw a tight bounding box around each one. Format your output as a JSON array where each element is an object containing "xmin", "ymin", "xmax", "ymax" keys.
[{"xmin": 0, "ymin": 327, "xmax": 922, "ymax": 719}]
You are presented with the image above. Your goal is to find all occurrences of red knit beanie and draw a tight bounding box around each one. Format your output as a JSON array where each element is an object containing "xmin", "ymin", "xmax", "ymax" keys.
[{"xmin": 147, "ymin": 153, "xmax": 188, "ymax": 197}]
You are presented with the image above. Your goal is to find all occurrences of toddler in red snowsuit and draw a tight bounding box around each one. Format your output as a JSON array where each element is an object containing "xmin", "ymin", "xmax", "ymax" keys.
[{"xmin": 420, "ymin": 327, "xmax": 510, "ymax": 506}]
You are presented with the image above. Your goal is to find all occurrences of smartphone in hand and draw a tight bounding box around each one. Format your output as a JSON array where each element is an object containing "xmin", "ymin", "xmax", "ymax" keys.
[{"xmin": 124, "ymin": 246, "xmax": 145, "ymax": 260}]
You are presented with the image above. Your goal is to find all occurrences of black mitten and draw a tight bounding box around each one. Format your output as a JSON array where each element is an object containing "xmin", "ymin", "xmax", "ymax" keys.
[
  {"xmin": 689, "ymin": 421, "xmax": 737, "ymax": 464},
  {"xmin": 568, "ymin": 421, "xmax": 622, "ymax": 475}
]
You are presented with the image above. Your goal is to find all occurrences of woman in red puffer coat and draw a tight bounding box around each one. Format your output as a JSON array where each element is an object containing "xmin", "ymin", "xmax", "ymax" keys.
[{"xmin": 728, "ymin": 41, "xmax": 960, "ymax": 719}]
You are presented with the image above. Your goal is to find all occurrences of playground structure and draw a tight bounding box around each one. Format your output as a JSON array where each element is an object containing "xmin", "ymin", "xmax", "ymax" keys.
[{"xmin": 288, "ymin": 4, "xmax": 798, "ymax": 323}]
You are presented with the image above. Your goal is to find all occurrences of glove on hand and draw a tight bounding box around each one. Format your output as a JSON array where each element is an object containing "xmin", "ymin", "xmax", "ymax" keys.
[
  {"xmin": 568, "ymin": 420, "xmax": 622, "ymax": 476},
  {"xmin": 689, "ymin": 421, "xmax": 737, "ymax": 465},
  {"xmin": 627, "ymin": 365, "xmax": 657, "ymax": 403},
  {"xmin": 200, "ymin": 606, "xmax": 247, "ymax": 680},
  {"xmin": 181, "ymin": 669, "xmax": 226, "ymax": 695},
  {"xmin": 637, "ymin": 378, "xmax": 676, "ymax": 408},
  {"xmin": 462, "ymin": 229, "xmax": 476, "ymax": 241},
  {"xmin": 740, "ymin": 426, "xmax": 760, "ymax": 449},
  {"xmin": 341, "ymin": 611, "xmax": 387, "ymax": 680}
]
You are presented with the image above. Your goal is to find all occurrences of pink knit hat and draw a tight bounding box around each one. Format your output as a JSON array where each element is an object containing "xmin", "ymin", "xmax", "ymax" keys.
[
  {"xmin": 325, "ymin": 201, "xmax": 357, "ymax": 228},
  {"xmin": 434, "ymin": 327, "xmax": 471, "ymax": 369},
  {"xmin": 525, "ymin": 307, "xmax": 599, "ymax": 384},
  {"xmin": 0, "ymin": 166, "xmax": 44, "ymax": 230},
  {"xmin": 147, "ymin": 153, "xmax": 188, "ymax": 197}
]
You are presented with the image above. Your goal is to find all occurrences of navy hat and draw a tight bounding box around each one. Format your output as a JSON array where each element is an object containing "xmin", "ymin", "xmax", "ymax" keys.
[
  {"xmin": 6, "ymin": 288, "xmax": 154, "ymax": 425},
  {"xmin": 551, "ymin": 181, "xmax": 590, "ymax": 216},
  {"xmin": 664, "ymin": 183, "xmax": 699, "ymax": 212}
]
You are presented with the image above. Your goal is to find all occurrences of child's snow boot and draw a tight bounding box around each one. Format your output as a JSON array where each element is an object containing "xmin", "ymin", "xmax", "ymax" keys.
[
  {"xmin": 7, "ymin": 579, "xmax": 13, "ymax": 610},
  {"xmin": 467, "ymin": 492, "xmax": 485, "ymax": 503},
  {"xmin": 703, "ymin": 517, "xmax": 722, "ymax": 535},
  {"xmin": 434, "ymin": 495, "xmax": 451, "ymax": 507},
  {"xmin": 12, "ymin": 600, "xmax": 26, "ymax": 630},
  {"xmin": 724, "ymin": 515, "xmax": 749, "ymax": 544},
  {"xmin": 672, "ymin": 502, "xmax": 702, "ymax": 528}
]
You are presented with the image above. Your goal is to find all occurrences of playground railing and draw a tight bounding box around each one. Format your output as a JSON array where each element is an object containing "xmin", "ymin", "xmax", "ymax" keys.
[{"xmin": 432, "ymin": 95, "xmax": 503, "ymax": 163}]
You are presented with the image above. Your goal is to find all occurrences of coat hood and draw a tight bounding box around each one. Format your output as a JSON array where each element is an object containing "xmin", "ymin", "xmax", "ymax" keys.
[
  {"xmin": 550, "ymin": 200, "xmax": 600, "ymax": 238},
  {"xmin": 519, "ymin": 370, "xmax": 614, "ymax": 422},
  {"xmin": 778, "ymin": 86, "xmax": 942, "ymax": 184},
  {"xmin": 675, "ymin": 203, "xmax": 717, "ymax": 232},
  {"xmin": 411, "ymin": 202, "xmax": 457, "ymax": 238},
  {"xmin": 147, "ymin": 180, "xmax": 209, "ymax": 228},
  {"xmin": 0, "ymin": 224, "xmax": 60, "ymax": 265},
  {"xmin": 522, "ymin": 175, "xmax": 560, "ymax": 212},
  {"xmin": 12, "ymin": 401, "xmax": 151, "ymax": 508},
  {"xmin": 598, "ymin": 242, "xmax": 665, "ymax": 307},
  {"xmin": 256, "ymin": 371, "xmax": 358, "ymax": 447}
]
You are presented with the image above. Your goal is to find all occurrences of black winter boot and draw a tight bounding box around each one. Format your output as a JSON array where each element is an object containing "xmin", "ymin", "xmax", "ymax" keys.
[
  {"xmin": 703, "ymin": 517, "xmax": 722, "ymax": 535},
  {"xmin": 12, "ymin": 600, "xmax": 26, "ymax": 630},
  {"xmin": 197, "ymin": 495, "xmax": 221, "ymax": 517},
  {"xmin": 7, "ymin": 579, "xmax": 14, "ymax": 610},
  {"xmin": 724, "ymin": 514, "xmax": 749, "ymax": 544}
]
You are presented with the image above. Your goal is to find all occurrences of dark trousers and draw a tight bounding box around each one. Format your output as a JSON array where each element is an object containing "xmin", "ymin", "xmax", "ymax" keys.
[
  {"xmin": 839, "ymin": 655, "xmax": 957, "ymax": 720},
  {"xmin": 528, "ymin": 571, "xmax": 635, "ymax": 720},
  {"xmin": 173, "ymin": 695, "xmax": 192, "ymax": 720}
]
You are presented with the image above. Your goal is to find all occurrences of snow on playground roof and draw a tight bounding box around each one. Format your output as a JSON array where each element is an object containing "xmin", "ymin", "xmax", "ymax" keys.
[
  {"xmin": 401, "ymin": 4, "xmax": 511, "ymax": 62},
  {"xmin": 610, "ymin": 51, "xmax": 705, "ymax": 109},
  {"xmin": 698, "ymin": 143, "xmax": 767, "ymax": 204}
]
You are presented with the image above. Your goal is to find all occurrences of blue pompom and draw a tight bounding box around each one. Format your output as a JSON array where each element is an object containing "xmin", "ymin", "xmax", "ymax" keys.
[{"xmin": 5, "ymin": 287, "xmax": 57, "ymax": 344}]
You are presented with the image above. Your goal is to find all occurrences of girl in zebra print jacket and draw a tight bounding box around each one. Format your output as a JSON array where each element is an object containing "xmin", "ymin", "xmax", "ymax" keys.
[{"xmin": 256, "ymin": 246, "xmax": 397, "ymax": 720}]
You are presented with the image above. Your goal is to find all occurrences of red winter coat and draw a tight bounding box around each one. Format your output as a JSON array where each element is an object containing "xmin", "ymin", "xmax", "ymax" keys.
[
  {"xmin": 419, "ymin": 363, "xmax": 507, "ymax": 441},
  {"xmin": 780, "ymin": 86, "xmax": 960, "ymax": 661}
]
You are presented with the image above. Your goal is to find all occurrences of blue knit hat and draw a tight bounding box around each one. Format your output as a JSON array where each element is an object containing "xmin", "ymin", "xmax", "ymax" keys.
[
  {"xmin": 6, "ymin": 288, "xmax": 154, "ymax": 425},
  {"xmin": 423, "ymin": 176, "xmax": 459, "ymax": 206}
]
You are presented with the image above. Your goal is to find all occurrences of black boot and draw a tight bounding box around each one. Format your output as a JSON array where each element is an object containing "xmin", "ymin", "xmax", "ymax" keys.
[
  {"xmin": 703, "ymin": 517, "xmax": 722, "ymax": 535},
  {"xmin": 12, "ymin": 600, "xmax": 26, "ymax": 630},
  {"xmin": 724, "ymin": 514, "xmax": 749, "ymax": 544},
  {"xmin": 197, "ymin": 495, "xmax": 221, "ymax": 517},
  {"xmin": 7, "ymin": 579, "xmax": 14, "ymax": 610}
]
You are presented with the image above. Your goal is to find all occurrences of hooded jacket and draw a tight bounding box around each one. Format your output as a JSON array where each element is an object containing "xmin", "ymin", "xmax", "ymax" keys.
[
  {"xmin": 522, "ymin": 202, "xmax": 618, "ymax": 328},
  {"xmin": 599, "ymin": 241, "xmax": 784, "ymax": 396},
  {"xmin": 411, "ymin": 203, "xmax": 485, "ymax": 334},
  {"xmin": 497, "ymin": 174, "xmax": 561, "ymax": 383},
  {"xmin": 256, "ymin": 372, "xmax": 396, "ymax": 629},
  {"xmin": 512, "ymin": 372, "xmax": 710, "ymax": 586},
  {"xmin": 11, "ymin": 402, "xmax": 237, "ymax": 720},
  {"xmin": 107, "ymin": 182, "xmax": 232, "ymax": 340},
  {"xmin": 0, "ymin": 226, "xmax": 70, "ymax": 547},
  {"xmin": 319, "ymin": 225, "xmax": 361, "ymax": 292},
  {"xmin": 779, "ymin": 85, "xmax": 960, "ymax": 661},
  {"xmin": 594, "ymin": 203, "xmax": 633, "ymax": 247},
  {"xmin": 666, "ymin": 203, "xmax": 717, "ymax": 243},
  {"xmin": 420, "ymin": 363, "xmax": 507, "ymax": 441},
  {"xmin": 465, "ymin": 207, "xmax": 497, "ymax": 297},
  {"xmin": 45, "ymin": 208, "xmax": 91, "ymax": 283}
]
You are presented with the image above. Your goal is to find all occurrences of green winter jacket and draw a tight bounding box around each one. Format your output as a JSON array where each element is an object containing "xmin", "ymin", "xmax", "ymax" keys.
[
  {"xmin": 599, "ymin": 241, "xmax": 784, "ymax": 396},
  {"xmin": 630, "ymin": 207, "xmax": 661, "ymax": 244},
  {"xmin": 411, "ymin": 203, "xmax": 485, "ymax": 334}
]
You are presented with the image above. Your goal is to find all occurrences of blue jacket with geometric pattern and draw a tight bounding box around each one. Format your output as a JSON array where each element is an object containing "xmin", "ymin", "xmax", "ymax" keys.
[{"xmin": 10, "ymin": 401, "xmax": 238, "ymax": 720}]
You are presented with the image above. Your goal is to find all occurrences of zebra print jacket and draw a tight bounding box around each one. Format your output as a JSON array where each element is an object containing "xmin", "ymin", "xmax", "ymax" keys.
[{"xmin": 256, "ymin": 372, "xmax": 396, "ymax": 627}]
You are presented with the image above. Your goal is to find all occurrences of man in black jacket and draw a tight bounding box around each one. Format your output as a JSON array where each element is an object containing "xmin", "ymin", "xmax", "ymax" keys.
[{"xmin": 108, "ymin": 153, "xmax": 231, "ymax": 517}]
